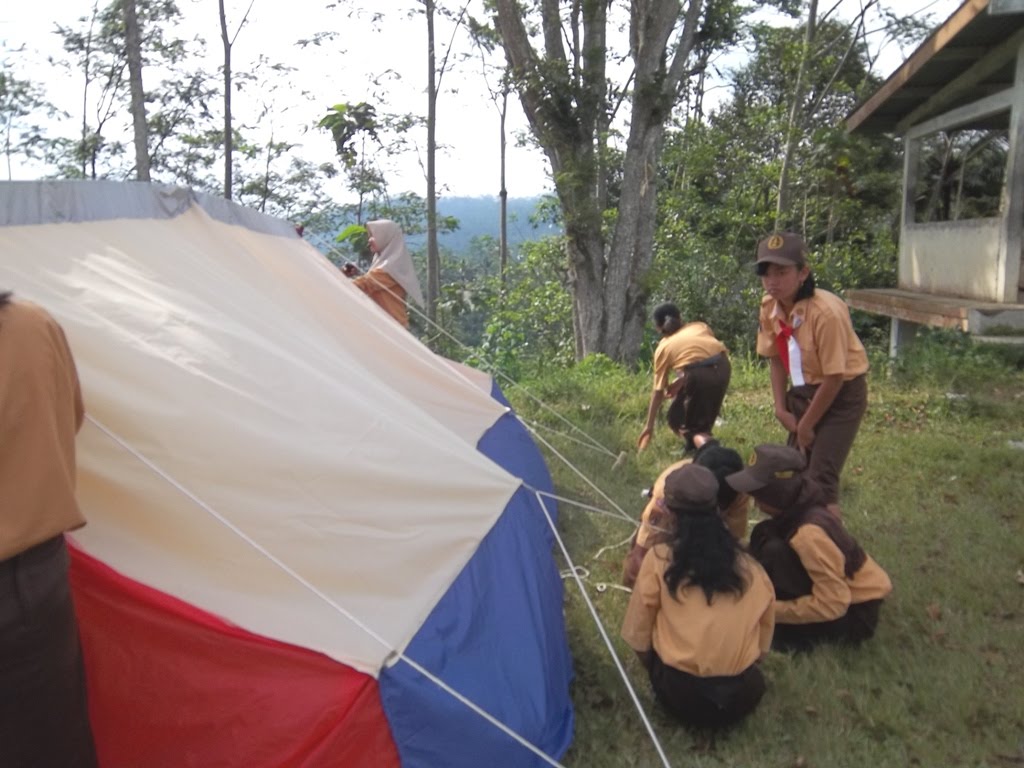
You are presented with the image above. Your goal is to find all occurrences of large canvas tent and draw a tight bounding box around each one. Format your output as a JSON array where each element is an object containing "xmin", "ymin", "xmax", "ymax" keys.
[{"xmin": 0, "ymin": 180, "xmax": 574, "ymax": 767}]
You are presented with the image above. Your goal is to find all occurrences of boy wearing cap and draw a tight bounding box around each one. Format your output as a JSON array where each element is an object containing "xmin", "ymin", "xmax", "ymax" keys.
[
  {"xmin": 754, "ymin": 232, "xmax": 869, "ymax": 515},
  {"xmin": 621, "ymin": 464, "xmax": 775, "ymax": 728},
  {"xmin": 726, "ymin": 444, "xmax": 892, "ymax": 652},
  {"xmin": 637, "ymin": 303, "xmax": 730, "ymax": 454}
]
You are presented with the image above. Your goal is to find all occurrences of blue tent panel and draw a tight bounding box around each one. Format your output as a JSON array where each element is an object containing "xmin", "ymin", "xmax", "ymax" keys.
[{"xmin": 378, "ymin": 384, "xmax": 573, "ymax": 767}]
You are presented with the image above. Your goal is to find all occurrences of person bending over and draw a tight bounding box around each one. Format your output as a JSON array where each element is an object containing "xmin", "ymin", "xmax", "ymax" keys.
[
  {"xmin": 753, "ymin": 232, "xmax": 869, "ymax": 516},
  {"xmin": 637, "ymin": 303, "xmax": 730, "ymax": 454},
  {"xmin": 621, "ymin": 465, "xmax": 775, "ymax": 728},
  {"xmin": 726, "ymin": 444, "xmax": 892, "ymax": 652}
]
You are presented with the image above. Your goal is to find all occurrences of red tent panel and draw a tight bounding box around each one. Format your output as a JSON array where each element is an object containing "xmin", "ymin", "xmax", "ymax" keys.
[{"xmin": 70, "ymin": 546, "xmax": 401, "ymax": 768}]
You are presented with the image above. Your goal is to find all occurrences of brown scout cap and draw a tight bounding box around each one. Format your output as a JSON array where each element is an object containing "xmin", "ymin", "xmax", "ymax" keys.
[
  {"xmin": 725, "ymin": 444, "xmax": 806, "ymax": 493},
  {"xmin": 663, "ymin": 464, "xmax": 719, "ymax": 510},
  {"xmin": 755, "ymin": 232, "xmax": 807, "ymax": 267}
]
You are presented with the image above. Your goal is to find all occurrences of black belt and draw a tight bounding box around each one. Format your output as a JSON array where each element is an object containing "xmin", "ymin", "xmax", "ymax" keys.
[{"xmin": 684, "ymin": 353, "xmax": 724, "ymax": 371}]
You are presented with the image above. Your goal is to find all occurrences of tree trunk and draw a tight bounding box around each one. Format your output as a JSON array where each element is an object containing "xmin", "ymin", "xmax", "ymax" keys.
[
  {"xmin": 219, "ymin": 0, "xmax": 233, "ymax": 200},
  {"xmin": 499, "ymin": 84, "xmax": 508, "ymax": 284},
  {"xmin": 426, "ymin": 0, "xmax": 440, "ymax": 323},
  {"xmin": 775, "ymin": 0, "xmax": 818, "ymax": 229},
  {"xmin": 123, "ymin": 0, "xmax": 150, "ymax": 181},
  {"xmin": 494, "ymin": 0, "xmax": 704, "ymax": 364}
]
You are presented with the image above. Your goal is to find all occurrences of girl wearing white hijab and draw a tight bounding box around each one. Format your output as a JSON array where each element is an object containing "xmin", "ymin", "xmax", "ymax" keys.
[{"xmin": 343, "ymin": 219, "xmax": 424, "ymax": 328}]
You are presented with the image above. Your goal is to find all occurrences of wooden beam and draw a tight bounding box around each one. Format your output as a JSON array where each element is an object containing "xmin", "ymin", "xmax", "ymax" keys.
[
  {"xmin": 897, "ymin": 28, "xmax": 1024, "ymax": 132},
  {"xmin": 847, "ymin": 0, "xmax": 990, "ymax": 133},
  {"xmin": 906, "ymin": 87, "xmax": 1013, "ymax": 137},
  {"xmin": 845, "ymin": 289, "xmax": 970, "ymax": 329},
  {"xmin": 991, "ymin": 0, "xmax": 1024, "ymax": 14}
]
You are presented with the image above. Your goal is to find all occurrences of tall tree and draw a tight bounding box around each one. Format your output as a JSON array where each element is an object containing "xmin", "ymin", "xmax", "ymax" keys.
[
  {"xmin": 425, "ymin": 0, "xmax": 441, "ymax": 323},
  {"xmin": 491, "ymin": 0, "xmax": 741, "ymax": 363},
  {"xmin": 217, "ymin": 0, "xmax": 254, "ymax": 199},
  {"xmin": 123, "ymin": 0, "xmax": 151, "ymax": 180}
]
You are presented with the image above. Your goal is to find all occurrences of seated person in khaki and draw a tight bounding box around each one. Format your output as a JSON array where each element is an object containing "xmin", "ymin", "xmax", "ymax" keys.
[
  {"xmin": 726, "ymin": 444, "xmax": 892, "ymax": 652},
  {"xmin": 621, "ymin": 464, "xmax": 775, "ymax": 728},
  {"xmin": 622, "ymin": 438, "xmax": 749, "ymax": 588}
]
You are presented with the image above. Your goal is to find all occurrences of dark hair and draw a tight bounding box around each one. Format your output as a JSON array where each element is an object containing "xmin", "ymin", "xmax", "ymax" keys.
[
  {"xmin": 663, "ymin": 504, "xmax": 748, "ymax": 605},
  {"xmin": 693, "ymin": 441, "xmax": 744, "ymax": 509},
  {"xmin": 0, "ymin": 291, "xmax": 11, "ymax": 309},
  {"xmin": 755, "ymin": 262, "xmax": 816, "ymax": 301},
  {"xmin": 652, "ymin": 302, "xmax": 682, "ymax": 334}
]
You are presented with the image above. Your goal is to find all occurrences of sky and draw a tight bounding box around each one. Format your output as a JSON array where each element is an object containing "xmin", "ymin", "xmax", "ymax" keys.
[{"xmin": 2, "ymin": 0, "xmax": 964, "ymax": 200}]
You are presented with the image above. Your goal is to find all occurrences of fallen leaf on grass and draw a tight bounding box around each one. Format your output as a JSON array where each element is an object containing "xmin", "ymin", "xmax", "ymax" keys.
[
  {"xmin": 836, "ymin": 689, "xmax": 855, "ymax": 706},
  {"xmin": 1016, "ymin": 569, "xmax": 1024, "ymax": 586},
  {"xmin": 926, "ymin": 603, "xmax": 942, "ymax": 621},
  {"xmin": 804, "ymin": 706, "xmax": 819, "ymax": 717},
  {"xmin": 793, "ymin": 756, "xmax": 808, "ymax": 768}
]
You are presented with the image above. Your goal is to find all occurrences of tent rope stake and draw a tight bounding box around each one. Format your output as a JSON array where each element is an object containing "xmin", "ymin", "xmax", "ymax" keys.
[{"xmin": 85, "ymin": 414, "xmax": 568, "ymax": 768}]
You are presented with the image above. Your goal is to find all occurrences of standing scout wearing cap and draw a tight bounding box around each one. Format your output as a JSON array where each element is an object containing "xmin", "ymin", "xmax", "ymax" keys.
[
  {"xmin": 637, "ymin": 302, "xmax": 730, "ymax": 454},
  {"xmin": 621, "ymin": 464, "xmax": 775, "ymax": 728},
  {"xmin": 754, "ymin": 232, "xmax": 869, "ymax": 514},
  {"xmin": 621, "ymin": 439, "xmax": 750, "ymax": 589},
  {"xmin": 726, "ymin": 444, "xmax": 892, "ymax": 652}
]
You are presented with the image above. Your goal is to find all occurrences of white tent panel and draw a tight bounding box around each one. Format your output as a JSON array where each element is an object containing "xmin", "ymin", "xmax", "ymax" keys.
[{"xmin": 0, "ymin": 188, "xmax": 520, "ymax": 675}]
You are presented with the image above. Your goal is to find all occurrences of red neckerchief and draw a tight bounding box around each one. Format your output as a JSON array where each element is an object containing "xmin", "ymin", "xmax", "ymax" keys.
[{"xmin": 775, "ymin": 319, "xmax": 794, "ymax": 375}]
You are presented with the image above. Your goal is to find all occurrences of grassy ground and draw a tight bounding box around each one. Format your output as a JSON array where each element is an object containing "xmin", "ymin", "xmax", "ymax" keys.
[{"xmin": 506, "ymin": 338, "xmax": 1024, "ymax": 768}]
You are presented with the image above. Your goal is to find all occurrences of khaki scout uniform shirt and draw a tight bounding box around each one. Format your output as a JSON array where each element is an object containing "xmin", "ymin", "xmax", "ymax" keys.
[
  {"xmin": 756, "ymin": 290, "xmax": 868, "ymax": 386},
  {"xmin": 0, "ymin": 301, "xmax": 86, "ymax": 561},
  {"xmin": 353, "ymin": 269, "xmax": 409, "ymax": 328},
  {"xmin": 622, "ymin": 547, "xmax": 775, "ymax": 677},
  {"xmin": 652, "ymin": 322, "xmax": 727, "ymax": 394},
  {"xmin": 774, "ymin": 524, "xmax": 893, "ymax": 625}
]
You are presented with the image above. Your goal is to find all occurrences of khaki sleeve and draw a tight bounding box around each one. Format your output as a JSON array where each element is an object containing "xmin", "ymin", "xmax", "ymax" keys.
[
  {"xmin": 811, "ymin": 305, "xmax": 850, "ymax": 377},
  {"xmin": 652, "ymin": 340, "xmax": 671, "ymax": 393},
  {"xmin": 755, "ymin": 566, "xmax": 776, "ymax": 654},
  {"xmin": 352, "ymin": 272, "xmax": 383, "ymax": 297},
  {"xmin": 620, "ymin": 549, "xmax": 662, "ymax": 652},
  {"xmin": 755, "ymin": 299, "xmax": 777, "ymax": 358},
  {"xmin": 774, "ymin": 525, "xmax": 852, "ymax": 624},
  {"xmin": 53, "ymin": 317, "xmax": 85, "ymax": 432}
]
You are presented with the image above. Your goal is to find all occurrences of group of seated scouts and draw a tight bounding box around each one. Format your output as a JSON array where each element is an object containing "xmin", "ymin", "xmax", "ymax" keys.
[{"xmin": 619, "ymin": 439, "xmax": 892, "ymax": 729}]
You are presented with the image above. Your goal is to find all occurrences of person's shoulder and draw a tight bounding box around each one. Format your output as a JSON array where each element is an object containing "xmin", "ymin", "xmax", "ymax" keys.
[
  {"xmin": 807, "ymin": 289, "xmax": 849, "ymax": 318},
  {"xmin": 2, "ymin": 298, "xmax": 58, "ymax": 330}
]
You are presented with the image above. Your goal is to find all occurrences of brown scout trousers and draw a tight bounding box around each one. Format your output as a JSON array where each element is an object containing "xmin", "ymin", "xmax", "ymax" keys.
[
  {"xmin": 785, "ymin": 373, "xmax": 868, "ymax": 505},
  {"xmin": 0, "ymin": 535, "xmax": 98, "ymax": 768}
]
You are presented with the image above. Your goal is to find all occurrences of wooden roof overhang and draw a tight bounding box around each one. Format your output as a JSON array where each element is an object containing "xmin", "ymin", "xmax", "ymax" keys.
[{"xmin": 847, "ymin": 0, "xmax": 1024, "ymax": 135}]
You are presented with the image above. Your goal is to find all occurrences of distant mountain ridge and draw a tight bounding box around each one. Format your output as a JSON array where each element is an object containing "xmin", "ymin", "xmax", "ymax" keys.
[{"xmin": 407, "ymin": 195, "xmax": 561, "ymax": 255}]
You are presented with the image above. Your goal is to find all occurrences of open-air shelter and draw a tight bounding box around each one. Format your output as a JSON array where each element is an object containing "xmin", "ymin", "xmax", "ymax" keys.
[{"xmin": 846, "ymin": 0, "xmax": 1024, "ymax": 351}]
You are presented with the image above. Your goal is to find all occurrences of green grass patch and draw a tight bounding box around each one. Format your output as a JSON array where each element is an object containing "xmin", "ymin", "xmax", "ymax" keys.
[{"xmin": 508, "ymin": 345, "xmax": 1024, "ymax": 768}]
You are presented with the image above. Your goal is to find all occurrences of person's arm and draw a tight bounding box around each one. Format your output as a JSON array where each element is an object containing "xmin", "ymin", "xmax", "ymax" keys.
[
  {"xmin": 756, "ymin": 566, "xmax": 776, "ymax": 660},
  {"xmin": 774, "ymin": 526, "xmax": 852, "ymax": 624},
  {"xmin": 637, "ymin": 387, "xmax": 665, "ymax": 449},
  {"xmin": 770, "ymin": 356, "xmax": 797, "ymax": 434},
  {"xmin": 621, "ymin": 549, "xmax": 662, "ymax": 656},
  {"xmin": 794, "ymin": 373, "xmax": 843, "ymax": 450}
]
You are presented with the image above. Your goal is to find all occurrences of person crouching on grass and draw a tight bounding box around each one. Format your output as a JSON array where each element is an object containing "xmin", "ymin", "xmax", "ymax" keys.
[
  {"xmin": 621, "ymin": 437, "xmax": 749, "ymax": 590},
  {"xmin": 621, "ymin": 464, "xmax": 775, "ymax": 728},
  {"xmin": 726, "ymin": 444, "xmax": 892, "ymax": 653}
]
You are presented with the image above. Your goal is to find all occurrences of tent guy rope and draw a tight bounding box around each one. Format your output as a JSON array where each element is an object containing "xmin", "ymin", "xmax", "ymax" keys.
[{"xmin": 83, "ymin": 413, "xmax": 570, "ymax": 768}]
